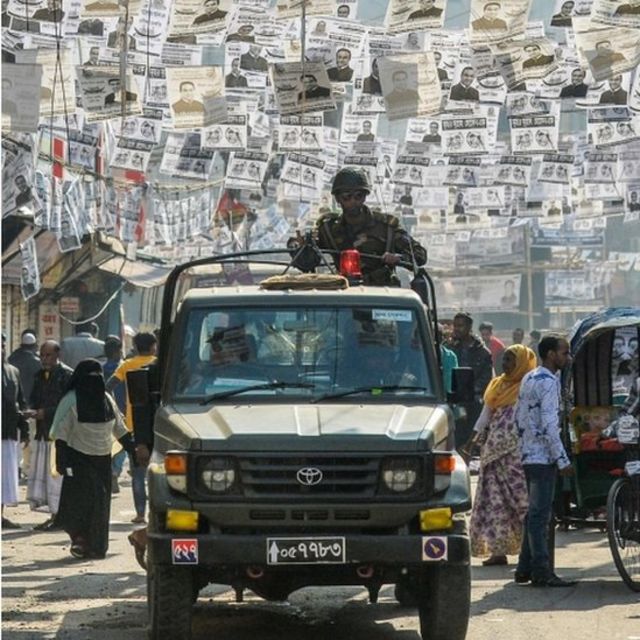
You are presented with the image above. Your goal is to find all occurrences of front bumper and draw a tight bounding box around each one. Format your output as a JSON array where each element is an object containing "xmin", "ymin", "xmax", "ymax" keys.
[{"xmin": 148, "ymin": 531, "xmax": 470, "ymax": 567}]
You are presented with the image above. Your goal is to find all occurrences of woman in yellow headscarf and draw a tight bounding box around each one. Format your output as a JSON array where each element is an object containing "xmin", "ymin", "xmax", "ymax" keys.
[{"xmin": 462, "ymin": 344, "xmax": 537, "ymax": 566}]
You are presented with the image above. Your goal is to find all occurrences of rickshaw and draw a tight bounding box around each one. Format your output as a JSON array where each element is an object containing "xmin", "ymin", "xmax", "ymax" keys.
[{"xmin": 558, "ymin": 307, "xmax": 640, "ymax": 591}]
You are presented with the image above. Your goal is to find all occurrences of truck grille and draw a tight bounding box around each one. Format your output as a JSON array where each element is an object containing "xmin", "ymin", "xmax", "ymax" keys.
[{"xmin": 239, "ymin": 455, "xmax": 380, "ymax": 499}]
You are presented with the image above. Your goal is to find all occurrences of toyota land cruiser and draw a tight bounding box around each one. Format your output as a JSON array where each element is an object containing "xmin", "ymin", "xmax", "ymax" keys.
[{"xmin": 132, "ymin": 251, "xmax": 473, "ymax": 640}]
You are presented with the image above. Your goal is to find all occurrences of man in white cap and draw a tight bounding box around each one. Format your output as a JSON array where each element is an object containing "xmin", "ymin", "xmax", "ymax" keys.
[
  {"xmin": 8, "ymin": 331, "xmax": 41, "ymax": 403},
  {"xmin": 9, "ymin": 330, "xmax": 42, "ymax": 476}
]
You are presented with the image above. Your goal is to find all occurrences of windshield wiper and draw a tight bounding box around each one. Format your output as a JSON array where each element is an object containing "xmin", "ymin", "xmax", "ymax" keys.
[
  {"xmin": 200, "ymin": 381, "xmax": 316, "ymax": 405},
  {"xmin": 311, "ymin": 385, "xmax": 428, "ymax": 403}
]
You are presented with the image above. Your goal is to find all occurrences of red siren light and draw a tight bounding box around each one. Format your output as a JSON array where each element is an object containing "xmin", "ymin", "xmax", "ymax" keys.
[{"xmin": 339, "ymin": 249, "xmax": 362, "ymax": 279}]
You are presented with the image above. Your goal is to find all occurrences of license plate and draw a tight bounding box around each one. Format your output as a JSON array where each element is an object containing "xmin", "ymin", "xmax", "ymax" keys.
[{"xmin": 266, "ymin": 537, "xmax": 346, "ymax": 565}]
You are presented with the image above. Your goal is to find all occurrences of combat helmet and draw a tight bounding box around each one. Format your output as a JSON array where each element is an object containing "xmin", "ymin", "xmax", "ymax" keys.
[{"xmin": 331, "ymin": 168, "xmax": 371, "ymax": 195}]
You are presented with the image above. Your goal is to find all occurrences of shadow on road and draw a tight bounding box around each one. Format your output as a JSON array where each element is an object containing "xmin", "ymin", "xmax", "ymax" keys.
[{"xmin": 189, "ymin": 590, "xmax": 423, "ymax": 640}]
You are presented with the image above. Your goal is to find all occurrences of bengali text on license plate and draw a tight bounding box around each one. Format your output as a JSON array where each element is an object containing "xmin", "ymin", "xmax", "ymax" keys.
[{"xmin": 266, "ymin": 537, "xmax": 346, "ymax": 565}]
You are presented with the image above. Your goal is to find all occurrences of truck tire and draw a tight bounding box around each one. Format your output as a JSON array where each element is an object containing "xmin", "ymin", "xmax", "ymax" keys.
[
  {"xmin": 417, "ymin": 565, "xmax": 470, "ymax": 640},
  {"xmin": 394, "ymin": 580, "xmax": 417, "ymax": 607},
  {"xmin": 148, "ymin": 564, "xmax": 193, "ymax": 640}
]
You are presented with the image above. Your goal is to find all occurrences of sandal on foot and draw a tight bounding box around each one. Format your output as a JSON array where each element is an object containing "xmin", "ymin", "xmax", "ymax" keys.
[
  {"xmin": 70, "ymin": 544, "xmax": 88, "ymax": 559},
  {"xmin": 482, "ymin": 555, "xmax": 508, "ymax": 566}
]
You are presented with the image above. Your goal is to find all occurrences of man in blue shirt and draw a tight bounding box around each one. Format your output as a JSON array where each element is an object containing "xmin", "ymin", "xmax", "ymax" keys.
[{"xmin": 515, "ymin": 335, "xmax": 576, "ymax": 587}]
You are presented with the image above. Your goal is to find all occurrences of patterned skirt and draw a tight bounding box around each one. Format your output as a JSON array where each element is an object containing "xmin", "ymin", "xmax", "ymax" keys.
[{"xmin": 470, "ymin": 405, "xmax": 529, "ymax": 557}]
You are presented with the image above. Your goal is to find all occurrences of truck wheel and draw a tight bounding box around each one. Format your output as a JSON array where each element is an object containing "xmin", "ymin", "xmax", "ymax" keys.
[
  {"xmin": 417, "ymin": 565, "xmax": 470, "ymax": 640},
  {"xmin": 148, "ymin": 564, "xmax": 193, "ymax": 640},
  {"xmin": 394, "ymin": 580, "xmax": 417, "ymax": 607}
]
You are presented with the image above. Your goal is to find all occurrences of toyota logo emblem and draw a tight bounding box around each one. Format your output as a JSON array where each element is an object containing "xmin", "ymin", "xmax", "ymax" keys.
[{"xmin": 296, "ymin": 467, "xmax": 323, "ymax": 486}]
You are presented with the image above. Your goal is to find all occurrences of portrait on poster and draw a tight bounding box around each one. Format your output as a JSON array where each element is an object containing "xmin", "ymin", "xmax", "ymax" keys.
[
  {"xmin": 168, "ymin": 0, "xmax": 230, "ymax": 38},
  {"xmin": 1, "ymin": 64, "xmax": 42, "ymax": 133},
  {"xmin": 270, "ymin": 62, "xmax": 335, "ymax": 116},
  {"xmin": 19, "ymin": 236, "xmax": 41, "ymax": 300},
  {"xmin": 591, "ymin": 0, "xmax": 640, "ymax": 30},
  {"xmin": 385, "ymin": 0, "xmax": 445, "ymax": 35},
  {"xmin": 434, "ymin": 274, "xmax": 522, "ymax": 313},
  {"xmin": 549, "ymin": 0, "xmax": 576, "ymax": 28},
  {"xmin": 378, "ymin": 53, "xmax": 441, "ymax": 121},
  {"xmin": 494, "ymin": 38, "xmax": 558, "ymax": 89},
  {"xmin": 166, "ymin": 66, "xmax": 226, "ymax": 129},
  {"xmin": 78, "ymin": 65, "xmax": 142, "ymax": 122},
  {"xmin": 468, "ymin": 0, "xmax": 531, "ymax": 45},
  {"xmin": 576, "ymin": 27, "xmax": 640, "ymax": 82}
]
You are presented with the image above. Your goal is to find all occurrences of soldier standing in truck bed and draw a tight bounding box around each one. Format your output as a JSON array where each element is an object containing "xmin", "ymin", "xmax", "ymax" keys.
[{"xmin": 289, "ymin": 168, "xmax": 427, "ymax": 286}]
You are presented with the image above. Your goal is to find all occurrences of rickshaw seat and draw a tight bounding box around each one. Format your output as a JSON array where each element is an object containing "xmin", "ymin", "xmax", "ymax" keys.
[{"xmin": 569, "ymin": 406, "xmax": 626, "ymax": 509}]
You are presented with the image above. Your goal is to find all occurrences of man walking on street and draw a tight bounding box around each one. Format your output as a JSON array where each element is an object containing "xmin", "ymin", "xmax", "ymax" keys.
[
  {"xmin": 106, "ymin": 332, "xmax": 157, "ymax": 523},
  {"xmin": 2, "ymin": 334, "xmax": 30, "ymax": 529},
  {"xmin": 8, "ymin": 330, "xmax": 41, "ymax": 475},
  {"xmin": 447, "ymin": 312, "xmax": 493, "ymax": 446},
  {"xmin": 515, "ymin": 335, "xmax": 577, "ymax": 587},
  {"xmin": 8, "ymin": 330, "xmax": 41, "ymax": 401},
  {"xmin": 60, "ymin": 321, "xmax": 105, "ymax": 369},
  {"xmin": 28, "ymin": 340, "xmax": 73, "ymax": 530},
  {"xmin": 479, "ymin": 321, "xmax": 505, "ymax": 374}
]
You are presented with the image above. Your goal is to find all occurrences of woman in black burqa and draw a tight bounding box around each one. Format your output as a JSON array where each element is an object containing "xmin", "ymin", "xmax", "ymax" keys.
[{"xmin": 51, "ymin": 359, "xmax": 136, "ymax": 559}]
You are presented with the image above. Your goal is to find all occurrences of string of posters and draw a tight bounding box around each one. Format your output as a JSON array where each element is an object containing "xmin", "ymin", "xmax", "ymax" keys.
[{"xmin": 2, "ymin": 0, "xmax": 640, "ymax": 306}]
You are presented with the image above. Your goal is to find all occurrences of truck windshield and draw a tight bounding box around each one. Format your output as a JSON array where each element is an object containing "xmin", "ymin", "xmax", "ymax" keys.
[{"xmin": 173, "ymin": 305, "xmax": 435, "ymax": 401}]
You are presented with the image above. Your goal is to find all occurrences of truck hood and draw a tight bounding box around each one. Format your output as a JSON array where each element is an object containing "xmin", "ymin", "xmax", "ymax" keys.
[{"xmin": 159, "ymin": 403, "xmax": 450, "ymax": 450}]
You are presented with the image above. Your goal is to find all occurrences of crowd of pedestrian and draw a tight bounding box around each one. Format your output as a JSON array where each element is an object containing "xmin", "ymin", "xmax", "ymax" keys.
[
  {"xmin": 1, "ymin": 320, "xmax": 156, "ymax": 560},
  {"xmin": 441, "ymin": 314, "xmax": 627, "ymax": 587},
  {"xmin": 3, "ymin": 310, "xmax": 638, "ymax": 590}
]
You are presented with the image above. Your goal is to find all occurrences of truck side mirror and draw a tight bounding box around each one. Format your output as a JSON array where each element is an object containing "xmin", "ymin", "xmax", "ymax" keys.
[{"xmin": 448, "ymin": 367, "xmax": 475, "ymax": 404}]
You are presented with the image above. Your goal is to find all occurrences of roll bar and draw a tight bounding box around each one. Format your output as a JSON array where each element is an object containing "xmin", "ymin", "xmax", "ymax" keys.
[{"xmin": 158, "ymin": 247, "xmax": 441, "ymax": 381}]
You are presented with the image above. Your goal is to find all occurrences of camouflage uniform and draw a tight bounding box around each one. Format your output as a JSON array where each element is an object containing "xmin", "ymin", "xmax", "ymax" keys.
[{"xmin": 311, "ymin": 206, "xmax": 427, "ymax": 286}]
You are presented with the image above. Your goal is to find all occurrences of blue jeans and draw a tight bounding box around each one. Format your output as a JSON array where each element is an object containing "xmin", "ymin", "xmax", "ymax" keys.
[
  {"xmin": 517, "ymin": 464, "xmax": 557, "ymax": 581},
  {"xmin": 112, "ymin": 450, "xmax": 126, "ymax": 477},
  {"xmin": 129, "ymin": 454, "xmax": 147, "ymax": 517}
]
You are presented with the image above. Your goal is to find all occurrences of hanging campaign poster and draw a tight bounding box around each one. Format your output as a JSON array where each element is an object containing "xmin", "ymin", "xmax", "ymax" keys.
[{"xmin": 434, "ymin": 273, "xmax": 523, "ymax": 313}]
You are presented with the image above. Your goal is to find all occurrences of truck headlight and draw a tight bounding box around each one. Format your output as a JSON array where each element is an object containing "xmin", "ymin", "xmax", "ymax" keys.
[
  {"xmin": 200, "ymin": 457, "xmax": 237, "ymax": 493},
  {"xmin": 165, "ymin": 451, "xmax": 188, "ymax": 493},
  {"xmin": 381, "ymin": 457, "xmax": 419, "ymax": 493}
]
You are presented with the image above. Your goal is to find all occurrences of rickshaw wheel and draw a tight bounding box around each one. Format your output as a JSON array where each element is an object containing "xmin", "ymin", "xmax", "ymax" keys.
[{"xmin": 606, "ymin": 477, "xmax": 640, "ymax": 592}]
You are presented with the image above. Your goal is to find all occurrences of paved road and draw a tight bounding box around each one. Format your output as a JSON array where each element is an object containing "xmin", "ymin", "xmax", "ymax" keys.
[{"xmin": 2, "ymin": 476, "xmax": 639, "ymax": 640}]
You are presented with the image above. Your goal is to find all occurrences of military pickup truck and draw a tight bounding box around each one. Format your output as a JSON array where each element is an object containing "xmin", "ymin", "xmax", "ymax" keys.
[{"xmin": 130, "ymin": 250, "xmax": 473, "ymax": 640}]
